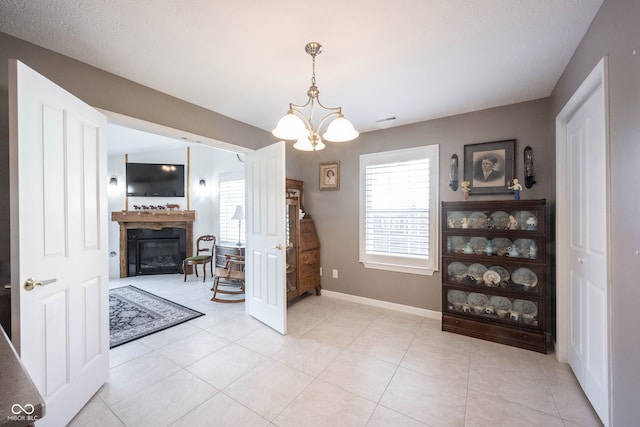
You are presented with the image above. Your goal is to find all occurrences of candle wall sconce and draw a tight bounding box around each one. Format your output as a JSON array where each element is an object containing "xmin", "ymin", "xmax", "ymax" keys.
[
  {"xmin": 524, "ymin": 146, "xmax": 536, "ymax": 188},
  {"xmin": 449, "ymin": 154, "xmax": 459, "ymax": 191}
]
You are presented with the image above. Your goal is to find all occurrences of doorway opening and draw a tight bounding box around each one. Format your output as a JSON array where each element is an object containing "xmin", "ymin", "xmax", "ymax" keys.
[{"xmin": 103, "ymin": 112, "xmax": 249, "ymax": 282}]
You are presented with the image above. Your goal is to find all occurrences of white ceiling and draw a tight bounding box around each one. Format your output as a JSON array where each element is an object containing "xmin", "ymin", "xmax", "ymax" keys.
[{"xmin": 1, "ymin": 0, "xmax": 603, "ymax": 138}]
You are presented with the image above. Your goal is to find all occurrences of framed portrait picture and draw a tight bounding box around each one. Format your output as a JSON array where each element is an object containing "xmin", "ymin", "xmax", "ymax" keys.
[
  {"xmin": 319, "ymin": 161, "xmax": 340, "ymax": 191},
  {"xmin": 463, "ymin": 139, "xmax": 515, "ymax": 195}
]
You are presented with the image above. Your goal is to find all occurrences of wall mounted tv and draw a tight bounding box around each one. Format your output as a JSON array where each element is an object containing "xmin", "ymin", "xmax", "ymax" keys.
[{"xmin": 126, "ymin": 163, "xmax": 185, "ymax": 197}]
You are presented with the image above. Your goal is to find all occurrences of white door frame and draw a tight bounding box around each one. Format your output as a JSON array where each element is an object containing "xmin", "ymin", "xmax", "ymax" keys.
[{"xmin": 555, "ymin": 56, "xmax": 611, "ymax": 416}]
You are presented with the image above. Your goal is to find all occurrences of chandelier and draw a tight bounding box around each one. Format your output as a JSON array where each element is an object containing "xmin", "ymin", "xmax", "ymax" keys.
[{"xmin": 272, "ymin": 42, "xmax": 359, "ymax": 151}]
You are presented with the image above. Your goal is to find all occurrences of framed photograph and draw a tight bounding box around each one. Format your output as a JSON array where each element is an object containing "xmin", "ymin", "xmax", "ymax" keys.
[
  {"xmin": 319, "ymin": 161, "xmax": 340, "ymax": 191},
  {"xmin": 463, "ymin": 139, "xmax": 515, "ymax": 195}
]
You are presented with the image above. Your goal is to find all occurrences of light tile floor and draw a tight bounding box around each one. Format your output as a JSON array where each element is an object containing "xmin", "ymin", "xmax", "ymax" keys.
[{"xmin": 70, "ymin": 274, "xmax": 603, "ymax": 427}]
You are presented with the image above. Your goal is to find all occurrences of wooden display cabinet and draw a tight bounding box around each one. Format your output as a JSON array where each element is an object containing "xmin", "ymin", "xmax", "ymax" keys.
[
  {"xmin": 286, "ymin": 179, "xmax": 321, "ymax": 300},
  {"xmin": 441, "ymin": 199, "xmax": 549, "ymax": 353}
]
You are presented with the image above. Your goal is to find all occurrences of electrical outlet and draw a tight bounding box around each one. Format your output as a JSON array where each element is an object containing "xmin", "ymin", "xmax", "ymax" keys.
[
  {"xmin": 332, "ymin": 269, "xmax": 338, "ymax": 279},
  {"xmin": 320, "ymin": 267, "xmax": 323, "ymax": 276}
]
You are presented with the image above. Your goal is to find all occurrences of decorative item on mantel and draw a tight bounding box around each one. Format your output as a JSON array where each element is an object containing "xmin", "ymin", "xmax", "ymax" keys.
[
  {"xmin": 133, "ymin": 205, "xmax": 168, "ymax": 211},
  {"xmin": 460, "ymin": 180, "xmax": 471, "ymax": 201}
]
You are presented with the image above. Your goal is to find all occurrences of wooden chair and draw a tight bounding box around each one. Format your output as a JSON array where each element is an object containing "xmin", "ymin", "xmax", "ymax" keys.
[
  {"xmin": 182, "ymin": 235, "xmax": 216, "ymax": 282},
  {"xmin": 211, "ymin": 254, "xmax": 245, "ymax": 303}
]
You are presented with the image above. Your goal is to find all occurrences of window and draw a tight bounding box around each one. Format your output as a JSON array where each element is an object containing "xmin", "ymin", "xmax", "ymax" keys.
[
  {"xmin": 219, "ymin": 172, "xmax": 245, "ymax": 244},
  {"xmin": 359, "ymin": 145, "xmax": 439, "ymax": 275}
]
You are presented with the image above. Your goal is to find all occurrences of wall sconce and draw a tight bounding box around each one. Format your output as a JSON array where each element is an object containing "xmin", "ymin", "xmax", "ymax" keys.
[
  {"xmin": 524, "ymin": 146, "xmax": 536, "ymax": 188},
  {"xmin": 449, "ymin": 154, "xmax": 459, "ymax": 191},
  {"xmin": 199, "ymin": 179, "xmax": 206, "ymax": 188},
  {"xmin": 109, "ymin": 177, "xmax": 118, "ymax": 186}
]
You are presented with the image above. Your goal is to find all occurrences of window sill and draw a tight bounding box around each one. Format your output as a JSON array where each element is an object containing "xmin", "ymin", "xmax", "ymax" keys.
[{"xmin": 360, "ymin": 260, "xmax": 437, "ymax": 276}]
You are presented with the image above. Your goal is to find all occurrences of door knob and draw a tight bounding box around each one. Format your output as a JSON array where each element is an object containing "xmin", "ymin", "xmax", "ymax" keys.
[
  {"xmin": 272, "ymin": 244, "xmax": 283, "ymax": 250},
  {"xmin": 24, "ymin": 278, "xmax": 57, "ymax": 291}
]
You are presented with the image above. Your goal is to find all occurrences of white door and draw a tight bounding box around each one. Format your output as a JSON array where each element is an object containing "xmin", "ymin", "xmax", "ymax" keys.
[
  {"xmin": 244, "ymin": 142, "xmax": 287, "ymax": 334},
  {"xmin": 562, "ymin": 75, "xmax": 610, "ymax": 423},
  {"xmin": 9, "ymin": 60, "xmax": 109, "ymax": 426}
]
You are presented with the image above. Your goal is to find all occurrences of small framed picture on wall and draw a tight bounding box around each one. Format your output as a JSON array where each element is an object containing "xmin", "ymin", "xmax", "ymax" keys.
[{"xmin": 319, "ymin": 161, "xmax": 340, "ymax": 191}]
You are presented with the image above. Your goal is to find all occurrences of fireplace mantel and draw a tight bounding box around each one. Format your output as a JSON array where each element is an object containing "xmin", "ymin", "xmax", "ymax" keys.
[{"xmin": 112, "ymin": 210, "xmax": 196, "ymax": 278}]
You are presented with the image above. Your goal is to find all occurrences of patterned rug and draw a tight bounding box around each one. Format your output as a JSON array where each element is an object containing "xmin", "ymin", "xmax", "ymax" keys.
[{"xmin": 109, "ymin": 286, "xmax": 204, "ymax": 348}]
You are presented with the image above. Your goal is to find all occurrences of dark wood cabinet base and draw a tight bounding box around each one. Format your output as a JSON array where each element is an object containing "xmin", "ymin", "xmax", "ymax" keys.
[{"xmin": 442, "ymin": 314, "xmax": 547, "ymax": 353}]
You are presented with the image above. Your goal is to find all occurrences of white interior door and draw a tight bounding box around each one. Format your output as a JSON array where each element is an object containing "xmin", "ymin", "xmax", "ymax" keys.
[
  {"xmin": 9, "ymin": 60, "xmax": 109, "ymax": 426},
  {"xmin": 556, "ymin": 58, "xmax": 611, "ymax": 426},
  {"xmin": 244, "ymin": 142, "xmax": 287, "ymax": 334},
  {"xmin": 566, "ymin": 83, "xmax": 609, "ymax": 425}
]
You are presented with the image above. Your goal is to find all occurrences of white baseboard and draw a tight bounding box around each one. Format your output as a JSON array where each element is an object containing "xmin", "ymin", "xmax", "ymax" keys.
[{"xmin": 321, "ymin": 290, "xmax": 441, "ymax": 320}]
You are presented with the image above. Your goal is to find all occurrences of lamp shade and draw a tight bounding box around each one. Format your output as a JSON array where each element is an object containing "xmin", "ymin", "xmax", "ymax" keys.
[
  {"xmin": 272, "ymin": 112, "xmax": 306, "ymax": 140},
  {"xmin": 293, "ymin": 136, "xmax": 325, "ymax": 151},
  {"xmin": 323, "ymin": 115, "xmax": 359, "ymax": 142},
  {"xmin": 231, "ymin": 205, "xmax": 244, "ymax": 220}
]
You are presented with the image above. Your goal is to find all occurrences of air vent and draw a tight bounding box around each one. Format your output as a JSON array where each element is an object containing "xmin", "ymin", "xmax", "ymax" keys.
[{"xmin": 375, "ymin": 116, "xmax": 397, "ymax": 123}]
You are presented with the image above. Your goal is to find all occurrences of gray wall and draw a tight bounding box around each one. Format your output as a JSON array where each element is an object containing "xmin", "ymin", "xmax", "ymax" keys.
[
  {"xmin": 549, "ymin": 0, "xmax": 639, "ymax": 424},
  {"xmin": 298, "ymin": 99, "xmax": 552, "ymax": 312}
]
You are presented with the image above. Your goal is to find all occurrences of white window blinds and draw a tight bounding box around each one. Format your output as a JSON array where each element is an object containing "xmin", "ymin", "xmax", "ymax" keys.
[
  {"xmin": 359, "ymin": 145, "xmax": 439, "ymax": 275},
  {"xmin": 219, "ymin": 173, "xmax": 245, "ymax": 244}
]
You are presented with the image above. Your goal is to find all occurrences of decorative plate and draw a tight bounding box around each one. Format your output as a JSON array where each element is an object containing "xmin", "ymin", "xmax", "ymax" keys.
[
  {"xmin": 488, "ymin": 295, "xmax": 512, "ymax": 311},
  {"xmin": 469, "ymin": 237, "xmax": 488, "ymax": 254},
  {"xmin": 513, "ymin": 299, "xmax": 538, "ymax": 316},
  {"xmin": 447, "ymin": 289, "xmax": 468, "ymax": 304},
  {"xmin": 447, "ymin": 262, "xmax": 467, "ymax": 281},
  {"xmin": 468, "ymin": 212, "xmax": 488, "ymax": 229},
  {"xmin": 448, "ymin": 236, "xmax": 467, "ymax": 253},
  {"xmin": 468, "ymin": 292, "xmax": 489, "ymax": 307},
  {"xmin": 482, "ymin": 269, "xmax": 502, "ymax": 287},
  {"xmin": 488, "ymin": 265, "xmax": 510, "ymax": 282},
  {"xmin": 491, "ymin": 238, "xmax": 513, "ymax": 256},
  {"xmin": 512, "ymin": 268, "xmax": 538, "ymax": 288},
  {"xmin": 482, "ymin": 270, "xmax": 502, "ymax": 288},
  {"xmin": 513, "ymin": 239, "xmax": 533, "ymax": 258},
  {"xmin": 446, "ymin": 211, "xmax": 466, "ymax": 228},
  {"xmin": 489, "ymin": 210, "xmax": 510, "ymax": 229},
  {"xmin": 467, "ymin": 263, "xmax": 488, "ymax": 281}
]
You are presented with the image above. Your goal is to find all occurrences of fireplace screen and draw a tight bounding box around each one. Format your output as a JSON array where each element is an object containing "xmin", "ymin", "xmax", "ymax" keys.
[{"xmin": 138, "ymin": 239, "xmax": 180, "ymax": 274}]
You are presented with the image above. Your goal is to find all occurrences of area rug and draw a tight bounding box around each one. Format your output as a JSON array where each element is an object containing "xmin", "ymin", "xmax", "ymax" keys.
[{"xmin": 109, "ymin": 286, "xmax": 204, "ymax": 348}]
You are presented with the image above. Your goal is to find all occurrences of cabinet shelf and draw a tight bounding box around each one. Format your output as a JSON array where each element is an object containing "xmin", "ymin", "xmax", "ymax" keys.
[{"xmin": 441, "ymin": 199, "xmax": 549, "ymax": 353}]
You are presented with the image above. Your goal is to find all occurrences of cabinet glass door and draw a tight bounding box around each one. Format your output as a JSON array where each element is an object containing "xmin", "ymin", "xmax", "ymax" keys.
[{"xmin": 286, "ymin": 200, "xmax": 298, "ymax": 292}]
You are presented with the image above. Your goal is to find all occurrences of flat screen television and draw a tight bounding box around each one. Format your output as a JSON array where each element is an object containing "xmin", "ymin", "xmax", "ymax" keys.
[{"xmin": 126, "ymin": 163, "xmax": 185, "ymax": 197}]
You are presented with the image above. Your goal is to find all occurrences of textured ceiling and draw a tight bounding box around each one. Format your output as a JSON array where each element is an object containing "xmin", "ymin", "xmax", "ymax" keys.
[{"xmin": 0, "ymin": 0, "xmax": 603, "ymax": 139}]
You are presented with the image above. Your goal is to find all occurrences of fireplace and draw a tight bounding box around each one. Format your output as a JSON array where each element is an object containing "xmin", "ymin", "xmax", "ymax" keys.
[
  {"xmin": 128, "ymin": 228, "xmax": 186, "ymax": 276},
  {"xmin": 112, "ymin": 210, "xmax": 196, "ymax": 278}
]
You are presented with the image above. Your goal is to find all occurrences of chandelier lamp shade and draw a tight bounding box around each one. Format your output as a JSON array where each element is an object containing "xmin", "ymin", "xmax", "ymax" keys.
[{"xmin": 272, "ymin": 42, "xmax": 359, "ymax": 151}]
